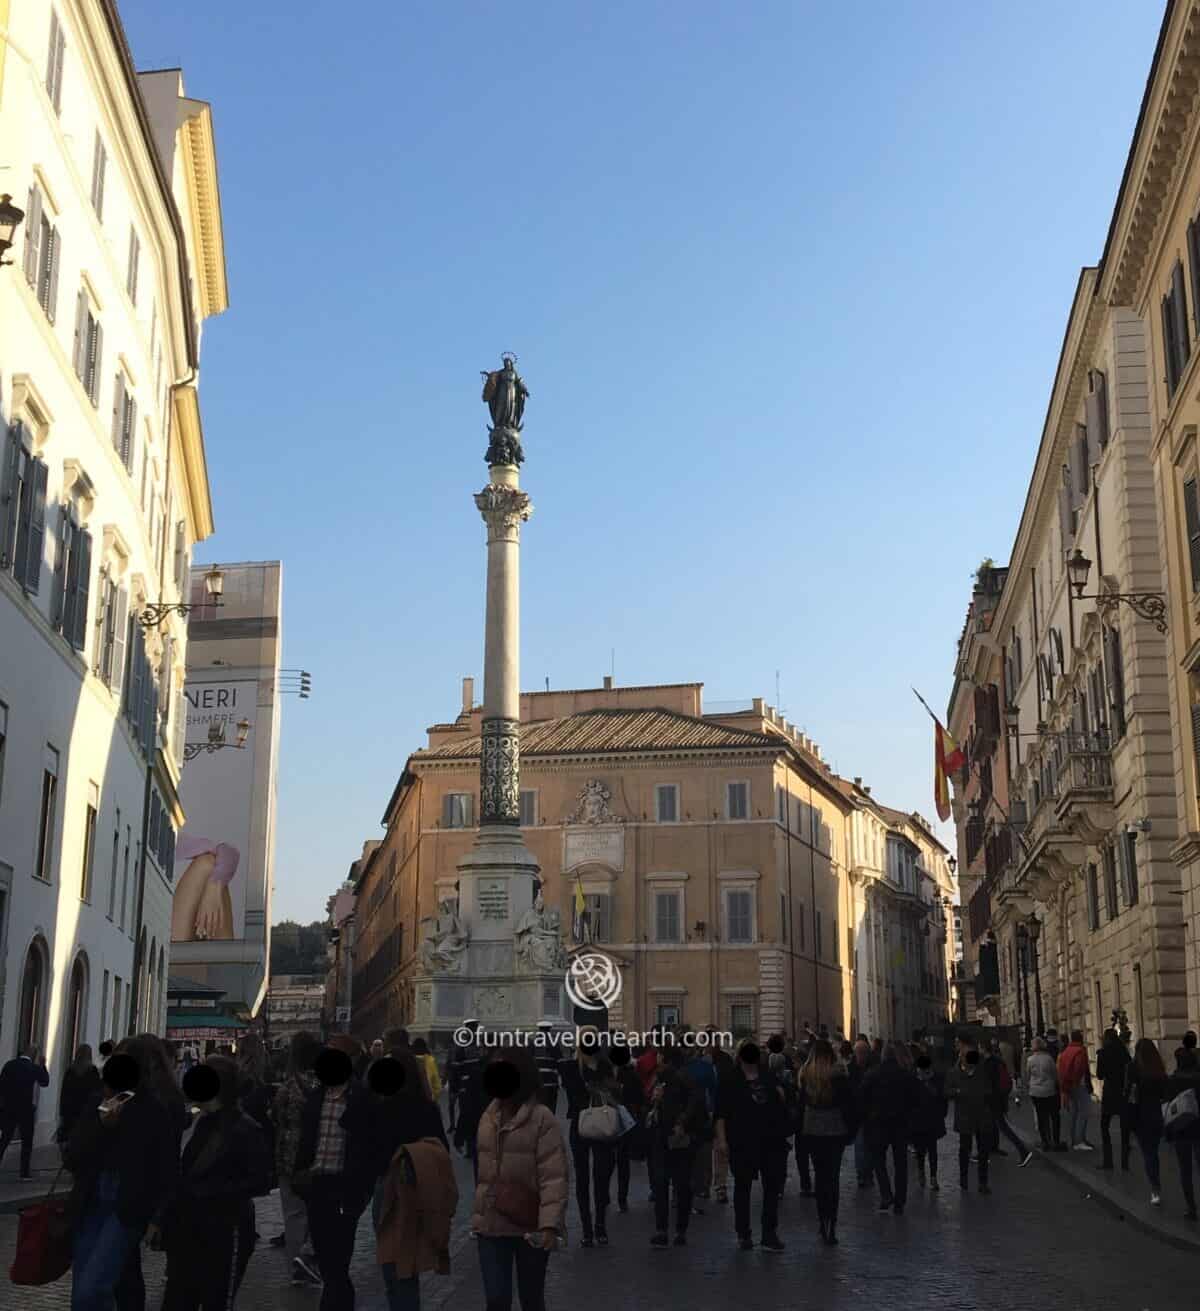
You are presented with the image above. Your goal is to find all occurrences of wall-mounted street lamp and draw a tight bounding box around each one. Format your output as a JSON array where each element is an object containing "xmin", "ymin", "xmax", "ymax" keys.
[
  {"xmin": 1066, "ymin": 548, "xmax": 1167, "ymax": 633},
  {"xmin": 183, "ymin": 716, "xmax": 250, "ymax": 763},
  {"xmin": 0, "ymin": 195, "xmax": 25, "ymax": 267},
  {"xmin": 139, "ymin": 565, "xmax": 224, "ymax": 628}
]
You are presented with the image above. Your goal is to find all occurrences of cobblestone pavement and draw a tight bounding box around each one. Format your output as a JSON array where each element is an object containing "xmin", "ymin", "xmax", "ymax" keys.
[{"xmin": 0, "ymin": 1137, "xmax": 1195, "ymax": 1311}]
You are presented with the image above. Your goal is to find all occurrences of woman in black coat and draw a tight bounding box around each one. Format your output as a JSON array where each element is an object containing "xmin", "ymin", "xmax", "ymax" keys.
[
  {"xmin": 909, "ymin": 1053, "xmax": 948, "ymax": 1190},
  {"xmin": 558, "ymin": 1039, "xmax": 618, "ymax": 1246},
  {"xmin": 1096, "ymin": 1029, "xmax": 1131, "ymax": 1171},
  {"xmin": 1125, "ymin": 1039, "xmax": 1169, "ymax": 1207},
  {"xmin": 647, "ymin": 1050, "xmax": 709, "ymax": 1247},
  {"xmin": 58, "ymin": 1044, "xmax": 102, "ymax": 1144}
]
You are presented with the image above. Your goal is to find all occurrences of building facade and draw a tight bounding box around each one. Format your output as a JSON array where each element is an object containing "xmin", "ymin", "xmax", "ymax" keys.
[
  {"xmin": 0, "ymin": 0, "xmax": 224, "ymax": 1144},
  {"xmin": 1102, "ymin": 0, "xmax": 1200, "ymax": 1034},
  {"xmin": 349, "ymin": 680, "xmax": 953, "ymax": 1045},
  {"xmin": 263, "ymin": 973, "xmax": 325, "ymax": 1050}
]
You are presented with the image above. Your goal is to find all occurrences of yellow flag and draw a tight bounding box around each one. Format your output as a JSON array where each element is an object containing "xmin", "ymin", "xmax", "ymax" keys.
[{"xmin": 574, "ymin": 873, "xmax": 586, "ymax": 915}]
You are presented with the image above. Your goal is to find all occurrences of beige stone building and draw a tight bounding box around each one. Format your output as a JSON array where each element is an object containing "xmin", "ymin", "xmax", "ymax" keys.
[
  {"xmin": 949, "ymin": 271, "xmax": 1184, "ymax": 1044},
  {"xmin": 350, "ymin": 681, "xmax": 951, "ymax": 1044},
  {"xmin": 1101, "ymin": 0, "xmax": 1200, "ymax": 1033}
]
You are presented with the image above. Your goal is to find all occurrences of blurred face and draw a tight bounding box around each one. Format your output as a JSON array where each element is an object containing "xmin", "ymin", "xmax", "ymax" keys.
[{"xmin": 853, "ymin": 1041, "xmax": 869, "ymax": 1066}]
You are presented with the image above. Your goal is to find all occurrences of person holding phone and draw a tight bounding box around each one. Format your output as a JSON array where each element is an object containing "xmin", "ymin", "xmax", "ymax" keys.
[{"xmin": 64, "ymin": 1052, "xmax": 176, "ymax": 1311}]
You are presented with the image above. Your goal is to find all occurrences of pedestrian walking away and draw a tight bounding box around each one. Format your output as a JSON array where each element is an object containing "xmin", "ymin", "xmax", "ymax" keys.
[
  {"xmin": 1057, "ymin": 1030, "xmax": 1094, "ymax": 1152},
  {"xmin": 1126, "ymin": 1038, "xmax": 1169, "ymax": 1207},
  {"xmin": 714, "ymin": 1040, "xmax": 790, "ymax": 1252},
  {"xmin": 472, "ymin": 1048, "xmax": 567, "ymax": 1311},
  {"xmin": 797, "ymin": 1039, "xmax": 856, "ymax": 1246},
  {"xmin": 558, "ymin": 1030, "xmax": 618, "ymax": 1247},
  {"xmin": 0, "ymin": 1044, "xmax": 50, "ymax": 1179},
  {"xmin": 684, "ymin": 1044, "xmax": 719, "ymax": 1204},
  {"xmin": 846, "ymin": 1039, "xmax": 875, "ymax": 1189},
  {"xmin": 910, "ymin": 1053, "xmax": 947, "ymax": 1190},
  {"xmin": 1096, "ymin": 1028, "xmax": 1132, "ymax": 1172},
  {"xmin": 273, "ymin": 1031, "xmax": 324, "ymax": 1286},
  {"xmin": 945, "ymin": 1037, "xmax": 996, "ymax": 1194},
  {"xmin": 647, "ymin": 1047, "xmax": 708, "ymax": 1247},
  {"xmin": 611, "ymin": 1044, "xmax": 647, "ymax": 1213},
  {"xmin": 860, "ymin": 1041, "xmax": 919, "ymax": 1214},
  {"xmin": 1026, "ymin": 1038, "xmax": 1062, "ymax": 1151},
  {"xmin": 1165, "ymin": 1033, "xmax": 1200, "ymax": 1219},
  {"xmin": 985, "ymin": 1039, "xmax": 1033, "ymax": 1166},
  {"xmin": 58, "ymin": 1045, "xmax": 102, "ymax": 1149},
  {"xmin": 450, "ymin": 1025, "xmax": 486, "ymax": 1182}
]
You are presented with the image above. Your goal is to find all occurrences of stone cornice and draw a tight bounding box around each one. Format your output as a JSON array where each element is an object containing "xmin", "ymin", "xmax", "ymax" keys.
[{"xmin": 1103, "ymin": 3, "xmax": 1200, "ymax": 308}]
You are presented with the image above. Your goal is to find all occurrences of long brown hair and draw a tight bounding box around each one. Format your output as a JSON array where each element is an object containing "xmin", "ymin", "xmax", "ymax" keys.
[
  {"xmin": 801, "ymin": 1038, "xmax": 836, "ymax": 1106},
  {"xmin": 1134, "ymin": 1038, "xmax": 1166, "ymax": 1080},
  {"xmin": 71, "ymin": 1044, "xmax": 94, "ymax": 1077}
]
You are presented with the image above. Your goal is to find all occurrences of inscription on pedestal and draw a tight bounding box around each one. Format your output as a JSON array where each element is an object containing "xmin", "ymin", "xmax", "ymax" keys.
[
  {"xmin": 564, "ymin": 826, "xmax": 625, "ymax": 872},
  {"xmin": 478, "ymin": 877, "xmax": 510, "ymax": 920}
]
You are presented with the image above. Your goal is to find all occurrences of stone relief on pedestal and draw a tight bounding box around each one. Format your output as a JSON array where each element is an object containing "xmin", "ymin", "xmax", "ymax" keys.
[
  {"xmin": 565, "ymin": 779, "xmax": 624, "ymax": 826},
  {"xmin": 475, "ymin": 986, "xmax": 511, "ymax": 1020},
  {"xmin": 419, "ymin": 898, "xmax": 469, "ymax": 973},
  {"xmin": 514, "ymin": 891, "xmax": 567, "ymax": 973},
  {"xmin": 481, "ymin": 716, "xmax": 521, "ymax": 825}
]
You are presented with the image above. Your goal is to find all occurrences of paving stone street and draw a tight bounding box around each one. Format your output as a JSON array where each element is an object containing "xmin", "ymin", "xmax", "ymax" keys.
[{"xmin": 0, "ymin": 1121, "xmax": 1195, "ymax": 1311}]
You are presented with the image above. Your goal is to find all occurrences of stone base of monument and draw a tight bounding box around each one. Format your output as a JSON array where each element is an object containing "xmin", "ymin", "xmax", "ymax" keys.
[{"xmin": 410, "ymin": 971, "xmax": 570, "ymax": 1041}]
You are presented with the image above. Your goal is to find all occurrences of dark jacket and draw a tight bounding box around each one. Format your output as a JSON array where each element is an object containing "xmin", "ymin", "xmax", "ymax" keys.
[
  {"xmin": 859, "ymin": 1058, "xmax": 920, "ymax": 1145},
  {"xmin": 944, "ymin": 1060, "xmax": 998, "ymax": 1136},
  {"xmin": 846, "ymin": 1057, "xmax": 873, "ymax": 1108},
  {"xmin": 376, "ymin": 1094, "xmax": 448, "ymax": 1161},
  {"xmin": 559, "ymin": 1056, "xmax": 616, "ymax": 1122},
  {"xmin": 1096, "ymin": 1041, "xmax": 1131, "ymax": 1111},
  {"xmin": 716, "ymin": 1067, "xmax": 791, "ymax": 1161},
  {"xmin": 65, "ymin": 1091, "xmax": 176, "ymax": 1231},
  {"xmin": 616, "ymin": 1065, "xmax": 646, "ymax": 1117},
  {"xmin": 647, "ymin": 1068, "xmax": 709, "ymax": 1148},
  {"xmin": 449, "ymin": 1045, "xmax": 486, "ymax": 1143},
  {"xmin": 58, "ymin": 1065, "xmax": 102, "ymax": 1139},
  {"xmin": 910, "ymin": 1070, "xmax": 948, "ymax": 1140},
  {"xmin": 295, "ymin": 1079, "xmax": 380, "ymax": 1203},
  {"xmin": 796, "ymin": 1072, "xmax": 856, "ymax": 1142},
  {"xmin": 167, "ymin": 1108, "xmax": 271, "ymax": 1237},
  {"xmin": 0, "ymin": 1056, "xmax": 49, "ymax": 1113},
  {"xmin": 1125, "ymin": 1065, "xmax": 1168, "ymax": 1140}
]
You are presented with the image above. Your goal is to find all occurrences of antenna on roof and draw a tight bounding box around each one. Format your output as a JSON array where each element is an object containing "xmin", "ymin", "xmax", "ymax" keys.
[
  {"xmin": 545, "ymin": 676, "xmax": 549, "ymax": 692},
  {"xmin": 611, "ymin": 648, "xmax": 615, "ymax": 680}
]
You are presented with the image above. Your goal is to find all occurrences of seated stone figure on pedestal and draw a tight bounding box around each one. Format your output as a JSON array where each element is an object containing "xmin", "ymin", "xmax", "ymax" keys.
[
  {"xmin": 514, "ymin": 891, "xmax": 565, "ymax": 973},
  {"xmin": 420, "ymin": 898, "xmax": 468, "ymax": 973}
]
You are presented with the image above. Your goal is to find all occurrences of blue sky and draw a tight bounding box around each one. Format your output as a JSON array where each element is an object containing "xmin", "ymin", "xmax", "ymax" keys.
[{"xmin": 119, "ymin": 1, "xmax": 1164, "ymax": 923}]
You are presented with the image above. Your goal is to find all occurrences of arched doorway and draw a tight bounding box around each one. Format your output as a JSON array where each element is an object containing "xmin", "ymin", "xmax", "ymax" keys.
[
  {"xmin": 64, "ymin": 953, "xmax": 88, "ymax": 1060},
  {"xmin": 17, "ymin": 937, "xmax": 49, "ymax": 1055}
]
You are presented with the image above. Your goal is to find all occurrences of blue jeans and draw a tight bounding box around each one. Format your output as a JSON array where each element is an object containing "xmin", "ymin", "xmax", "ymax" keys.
[
  {"xmin": 381, "ymin": 1264, "xmax": 420, "ymax": 1311},
  {"xmin": 477, "ymin": 1235, "xmax": 549, "ymax": 1311},
  {"xmin": 1069, "ymin": 1087, "xmax": 1092, "ymax": 1146},
  {"xmin": 72, "ymin": 1205, "xmax": 142, "ymax": 1311}
]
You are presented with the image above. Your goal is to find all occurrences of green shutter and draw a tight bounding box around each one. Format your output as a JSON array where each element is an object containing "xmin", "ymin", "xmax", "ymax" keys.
[
  {"xmin": 71, "ymin": 530, "xmax": 92, "ymax": 651},
  {"xmin": 23, "ymin": 459, "xmax": 48, "ymax": 595}
]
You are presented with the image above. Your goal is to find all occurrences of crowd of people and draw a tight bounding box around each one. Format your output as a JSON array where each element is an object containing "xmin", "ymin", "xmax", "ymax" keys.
[{"xmin": 1, "ymin": 1018, "xmax": 1198, "ymax": 1311}]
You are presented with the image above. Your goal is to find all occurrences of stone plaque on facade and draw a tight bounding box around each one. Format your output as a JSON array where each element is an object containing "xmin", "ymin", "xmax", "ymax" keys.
[
  {"xmin": 436, "ymin": 983, "xmax": 466, "ymax": 1018},
  {"xmin": 478, "ymin": 877, "xmax": 510, "ymax": 920},
  {"xmin": 564, "ymin": 825, "xmax": 625, "ymax": 873},
  {"xmin": 416, "ymin": 985, "xmax": 432, "ymax": 1020}
]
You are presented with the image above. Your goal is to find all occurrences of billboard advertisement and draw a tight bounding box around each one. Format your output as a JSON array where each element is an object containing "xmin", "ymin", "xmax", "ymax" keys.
[{"xmin": 172, "ymin": 679, "xmax": 258, "ymax": 942}]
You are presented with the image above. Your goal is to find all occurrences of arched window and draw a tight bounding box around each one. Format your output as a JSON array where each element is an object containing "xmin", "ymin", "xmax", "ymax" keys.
[
  {"xmin": 64, "ymin": 953, "xmax": 89, "ymax": 1060},
  {"xmin": 17, "ymin": 937, "xmax": 49, "ymax": 1055}
]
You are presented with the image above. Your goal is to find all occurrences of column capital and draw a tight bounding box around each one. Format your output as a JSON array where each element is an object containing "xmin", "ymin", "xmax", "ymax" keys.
[{"xmin": 475, "ymin": 483, "xmax": 533, "ymax": 542}]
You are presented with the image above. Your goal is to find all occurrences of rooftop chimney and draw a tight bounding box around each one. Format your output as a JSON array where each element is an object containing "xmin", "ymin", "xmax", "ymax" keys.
[
  {"xmin": 854, "ymin": 776, "xmax": 862, "ymax": 788},
  {"xmin": 752, "ymin": 697, "xmax": 764, "ymax": 715},
  {"xmin": 461, "ymin": 676, "xmax": 474, "ymax": 716},
  {"xmin": 603, "ymin": 675, "xmax": 613, "ymax": 690}
]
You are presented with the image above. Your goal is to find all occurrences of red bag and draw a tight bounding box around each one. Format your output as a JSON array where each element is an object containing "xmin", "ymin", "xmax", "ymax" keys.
[{"xmin": 10, "ymin": 1173, "xmax": 72, "ymax": 1287}]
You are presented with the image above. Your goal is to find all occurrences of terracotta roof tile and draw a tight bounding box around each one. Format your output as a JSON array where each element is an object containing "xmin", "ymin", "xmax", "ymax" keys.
[{"xmin": 415, "ymin": 707, "xmax": 776, "ymax": 761}]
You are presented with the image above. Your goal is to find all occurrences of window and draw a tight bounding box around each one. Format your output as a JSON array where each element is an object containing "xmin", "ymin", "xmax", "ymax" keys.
[
  {"xmin": 1104, "ymin": 627, "xmax": 1127, "ymax": 740},
  {"xmin": 726, "ymin": 781, "xmax": 749, "ymax": 820},
  {"xmin": 95, "ymin": 577, "xmax": 128, "ymax": 696},
  {"xmin": 518, "ymin": 790, "xmax": 537, "ymax": 827},
  {"xmin": 1164, "ymin": 259, "xmax": 1191, "ymax": 397},
  {"xmin": 1086, "ymin": 863, "xmax": 1100, "ymax": 932},
  {"xmin": 780, "ymin": 892, "xmax": 788, "ymax": 944},
  {"xmin": 442, "ymin": 793, "xmax": 474, "ymax": 828},
  {"xmin": 1120, "ymin": 832, "xmax": 1140, "ymax": 907},
  {"xmin": 80, "ymin": 783, "xmax": 98, "ymax": 902},
  {"xmin": 90, "ymin": 132, "xmax": 107, "ymax": 219},
  {"xmin": 72, "ymin": 290, "xmax": 103, "ymax": 406},
  {"xmin": 51, "ymin": 506, "xmax": 92, "ymax": 650},
  {"xmin": 816, "ymin": 909, "xmax": 823, "ymax": 958},
  {"xmin": 65, "ymin": 954, "xmax": 87, "ymax": 1058},
  {"xmin": 1185, "ymin": 477, "xmax": 1200, "ymax": 592},
  {"xmin": 18, "ymin": 939, "xmax": 47, "ymax": 1054},
  {"xmin": 583, "ymin": 893, "xmax": 611, "ymax": 943},
  {"xmin": 729, "ymin": 1001, "xmax": 754, "ymax": 1034},
  {"xmin": 0, "ymin": 701, "xmax": 7, "ymax": 809},
  {"xmin": 654, "ymin": 890, "xmax": 681, "ymax": 943},
  {"xmin": 119, "ymin": 830, "xmax": 131, "ymax": 931},
  {"xmin": 832, "ymin": 917, "xmax": 839, "ymax": 964},
  {"xmin": 112, "ymin": 977, "xmax": 122, "ymax": 1038},
  {"xmin": 1, "ymin": 424, "xmax": 49, "ymax": 593},
  {"xmin": 173, "ymin": 520, "xmax": 187, "ymax": 594},
  {"xmin": 112, "ymin": 374, "xmax": 136, "ymax": 471},
  {"xmin": 21, "ymin": 188, "xmax": 61, "ymax": 322},
  {"xmin": 1103, "ymin": 844, "xmax": 1119, "ymax": 921},
  {"xmin": 655, "ymin": 784, "xmax": 678, "ymax": 823},
  {"xmin": 35, "ymin": 746, "xmax": 59, "ymax": 883},
  {"xmin": 724, "ymin": 888, "xmax": 753, "ymax": 944},
  {"xmin": 126, "ymin": 228, "xmax": 140, "ymax": 304},
  {"xmin": 107, "ymin": 809, "xmax": 120, "ymax": 919},
  {"xmin": 798, "ymin": 902, "xmax": 806, "ymax": 952},
  {"xmin": 777, "ymin": 787, "xmax": 787, "ymax": 823},
  {"xmin": 45, "ymin": 11, "xmax": 65, "ymax": 114},
  {"xmin": 655, "ymin": 1003, "xmax": 681, "ymax": 1028},
  {"xmin": 1086, "ymin": 369, "xmax": 1110, "ymax": 452}
]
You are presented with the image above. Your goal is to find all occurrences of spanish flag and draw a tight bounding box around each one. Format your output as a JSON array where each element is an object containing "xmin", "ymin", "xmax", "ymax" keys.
[{"xmin": 934, "ymin": 719, "xmax": 966, "ymax": 822}]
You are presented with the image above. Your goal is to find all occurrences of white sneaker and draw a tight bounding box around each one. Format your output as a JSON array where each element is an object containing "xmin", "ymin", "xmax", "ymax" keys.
[
  {"xmin": 1019, "ymin": 1151, "xmax": 1034, "ymax": 1167},
  {"xmin": 1150, "ymin": 1192, "xmax": 1162, "ymax": 1207},
  {"xmin": 1072, "ymin": 1143, "xmax": 1094, "ymax": 1152}
]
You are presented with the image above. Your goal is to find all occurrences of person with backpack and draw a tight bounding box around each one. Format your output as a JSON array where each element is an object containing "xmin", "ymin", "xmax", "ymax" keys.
[
  {"xmin": 945, "ymin": 1038, "xmax": 997, "ymax": 1194},
  {"xmin": 684, "ymin": 1045, "xmax": 719, "ymax": 1203},
  {"xmin": 985, "ymin": 1039, "xmax": 1033, "ymax": 1165},
  {"xmin": 272, "ymin": 1031, "xmax": 323, "ymax": 1286},
  {"xmin": 647, "ymin": 1048, "xmax": 709, "ymax": 1248},
  {"xmin": 860, "ymin": 1042, "xmax": 919, "ymax": 1214}
]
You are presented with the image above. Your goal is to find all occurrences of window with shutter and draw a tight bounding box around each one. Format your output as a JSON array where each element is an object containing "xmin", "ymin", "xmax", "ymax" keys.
[
  {"xmin": 655, "ymin": 784, "xmax": 678, "ymax": 823},
  {"xmin": 1073, "ymin": 425, "xmax": 1091, "ymax": 497},
  {"xmin": 1087, "ymin": 369, "xmax": 1111, "ymax": 450},
  {"xmin": 1174, "ymin": 260, "xmax": 1191, "ymax": 378},
  {"xmin": 1105, "ymin": 627, "xmax": 1127, "ymax": 739},
  {"xmin": 442, "ymin": 793, "xmax": 473, "ymax": 828},
  {"xmin": 87, "ymin": 318, "xmax": 103, "ymax": 406},
  {"xmin": 1164, "ymin": 295, "xmax": 1183, "ymax": 397},
  {"xmin": 90, "ymin": 133, "xmax": 107, "ymax": 219},
  {"xmin": 37, "ymin": 220, "xmax": 59, "ymax": 323},
  {"xmin": 19, "ymin": 458, "xmax": 48, "ymax": 596},
  {"xmin": 1123, "ymin": 833, "xmax": 1140, "ymax": 907},
  {"xmin": 109, "ymin": 590, "xmax": 128, "ymax": 698},
  {"xmin": 654, "ymin": 891, "xmax": 681, "ymax": 943},
  {"xmin": 1185, "ymin": 478, "xmax": 1200, "ymax": 591},
  {"xmin": 173, "ymin": 521, "xmax": 186, "ymax": 592},
  {"xmin": 45, "ymin": 12, "xmax": 65, "ymax": 114},
  {"xmin": 22, "ymin": 187, "xmax": 43, "ymax": 287},
  {"xmin": 725, "ymin": 889, "xmax": 753, "ymax": 943},
  {"xmin": 519, "ymin": 789, "xmax": 536, "ymax": 827},
  {"xmin": 126, "ymin": 229, "xmax": 140, "ymax": 304},
  {"xmin": 726, "ymin": 781, "xmax": 749, "ymax": 820},
  {"xmin": 54, "ymin": 508, "xmax": 75, "ymax": 636},
  {"xmin": 1103, "ymin": 843, "xmax": 1119, "ymax": 920},
  {"xmin": 584, "ymin": 893, "xmax": 611, "ymax": 942}
]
